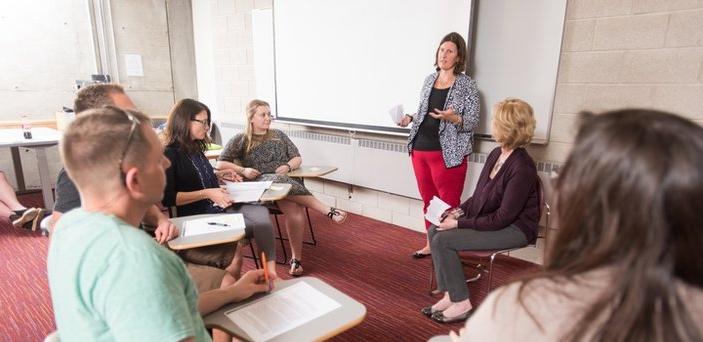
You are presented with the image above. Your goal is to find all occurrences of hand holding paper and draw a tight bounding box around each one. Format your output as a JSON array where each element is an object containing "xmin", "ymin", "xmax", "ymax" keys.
[
  {"xmin": 424, "ymin": 196, "xmax": 451, "ymax": 226},
  {"xmin": 388, "ymin": 104, "xmax": 404, "ymax": 125}
]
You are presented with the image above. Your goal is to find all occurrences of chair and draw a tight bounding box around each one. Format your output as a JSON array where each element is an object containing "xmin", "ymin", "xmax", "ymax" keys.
[{"xmin": 429, "ymin": 175, "xmax": 550, "ymax": 294}]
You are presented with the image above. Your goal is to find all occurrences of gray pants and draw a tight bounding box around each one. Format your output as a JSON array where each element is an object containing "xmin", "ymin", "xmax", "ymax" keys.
[
  {"xmin": 180, "ymin": 204, "xmax": 276, "ymax": 269},
  {"xmin": 428, "ymin": 225, "xmax": 527, "ymax": 302}
]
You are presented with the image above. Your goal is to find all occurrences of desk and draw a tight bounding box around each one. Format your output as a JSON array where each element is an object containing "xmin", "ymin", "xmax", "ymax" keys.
[
  {"xmin": 204, "ymin": 277, "xmax": 366, "ymax": 341},
  {"xmin": 168, "ymin": 213, "xmax": 246, "ymax": 250},
  {"xmin": 259, "ymin": 183, "xmax": 291, "ymax": 202},
  {"xmin": 0, "ymin": 128, "xmax": 61, "ymax": 209},
  {"xmin": 168, "ymin": 183, "xmax": 291, "ymax": 250},
  {"xmin": 205, "ymin": 149, "xmax": 222, "ymax": 160},
  {"xmin": 287, "ymin": 165, "xmax": 338, "ymax": 178}
]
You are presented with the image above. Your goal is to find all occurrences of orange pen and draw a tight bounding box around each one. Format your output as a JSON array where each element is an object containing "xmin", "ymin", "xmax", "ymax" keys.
[{"xmin": 261, "ymin": 252, "xmax": 271, "ymax": 291}]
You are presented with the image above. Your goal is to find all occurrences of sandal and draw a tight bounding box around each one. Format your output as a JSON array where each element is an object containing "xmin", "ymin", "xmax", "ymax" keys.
[
  {"xmin": 326, "ymin": 207, "xmax": 347, "ymax": 224},
  {"xmin": 289, "ymin": 258, "xmax": 303, "ymax": 276},
  {"xmin": 12, "ymin": 208, "xmax": 40, "ymax": 230}
]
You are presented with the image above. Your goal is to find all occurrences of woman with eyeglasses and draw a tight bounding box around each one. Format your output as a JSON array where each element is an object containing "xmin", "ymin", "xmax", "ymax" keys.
[
  {"xmin": 216, "ymin": 99, "xmax": 347, "ymax": 276},
  {"xmin": 161, "ymin": 98, "xmax": 278, "ymax": 279},
  {"xmin": 445, "ymin": 109, "xmax": 703, "ymax": 341},
  {"xmin": 422, "ymin": 98, "xmax": 539, "ymax": 323}
]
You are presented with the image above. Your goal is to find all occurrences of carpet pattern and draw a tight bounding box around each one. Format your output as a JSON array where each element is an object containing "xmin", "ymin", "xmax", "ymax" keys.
[{"xmin": 0, "ymin": 193, "xmax": 540, "ymax": 341}]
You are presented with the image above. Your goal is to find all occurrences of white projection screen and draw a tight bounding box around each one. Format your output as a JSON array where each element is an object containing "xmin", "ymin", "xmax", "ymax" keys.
[{"xmin": 272, "ymin": 0, "xmax": 473, "ymax": 134}]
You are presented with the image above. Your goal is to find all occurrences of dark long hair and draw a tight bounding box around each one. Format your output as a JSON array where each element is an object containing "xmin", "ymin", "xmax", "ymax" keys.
[
  {"xmin": 434, "ymin": 32, "xmax": 467, "ymax": 75},
  {"xmin": 163, "ymin": 99, "xmax": 212, "ymax": 155},
  {"xmin": 519, "ymin": 109, "xmax": 703, "ymax": 341}
]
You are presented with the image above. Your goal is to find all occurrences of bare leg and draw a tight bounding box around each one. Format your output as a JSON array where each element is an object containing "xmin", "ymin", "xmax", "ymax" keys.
[
  {"xmin": 277, "ymin": 199, "xmax": 307, "ymax": 260},
  {"xmin": 225, "ymin": 243, "xmax": 243, "ymax": 279},
  {"xmin": 285, "ymin": 195, "xmax": 347, "ymax": 223},
  {"xmin": 0, "ymin": 202, "xmax": 12, "ymax": 219},
  {"xmin": 0, "ymin": 172, "xmax": 25, "ymax": 211},
  {"xmin": 212, "ymin": 273, "xmax": 237, "ymax": 342}
]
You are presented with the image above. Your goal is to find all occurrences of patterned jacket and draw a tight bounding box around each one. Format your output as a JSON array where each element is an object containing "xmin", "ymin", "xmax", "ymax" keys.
[{"xmin": 407, "ymin": 72, "xmax": 480, "ymax": 168}]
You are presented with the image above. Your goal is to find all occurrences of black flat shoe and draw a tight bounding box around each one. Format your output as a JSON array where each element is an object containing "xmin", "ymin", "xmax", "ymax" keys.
[
  {"xmin": 421, "ymin": 306, "xmax": 436, "ymax": 317},
  {"xmin": 412, "ymin": 250, "xmax": 431, "ymax": 259},
  {"xmin": 430, "ymin": 308, "xmax": 473, "ymax": 324}
]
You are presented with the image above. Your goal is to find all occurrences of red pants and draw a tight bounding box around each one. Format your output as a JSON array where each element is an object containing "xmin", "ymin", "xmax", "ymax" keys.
[{"xmin": 411, "ymin": 150, "xmax": 467, "ymax": 229}]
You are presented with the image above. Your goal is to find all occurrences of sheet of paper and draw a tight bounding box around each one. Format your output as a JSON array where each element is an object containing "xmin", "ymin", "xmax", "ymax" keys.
[
  {"xmin": 225, "ymin": 281, "xmax": 341, "ymax": 341},
  {"xmin": 224, "ymin": 181, "xmax": 273, "ymax": 202},
  {"xmin": 424, "ymin": 196, "xmax": 451, "ymax": 226},
  {"xmin": 388, "ymin": 104, "xmax": 404, "ymax": 124},
  {"xmin": 182, "ymin": 214, "xmax": 245, "ymax": 238},
  {"xmin": 124, "ymin": 54, "xmax": 144, "ymax": 77}
]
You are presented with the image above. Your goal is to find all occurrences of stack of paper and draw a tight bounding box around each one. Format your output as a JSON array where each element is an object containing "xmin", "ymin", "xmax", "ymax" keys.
[
  {"xmin": 388, "ymin": 104, "xmax": 404, "ymax": 124},
  {"xmin": 224, "ymin": 181, "xmax": 273, "ymax": 202},
  {"xmin": 182, "ymin": 214, "xmax": 246, "ymax": 238},
  {"xmin": 424, "ymin": 196, "xmax": 451, "ymax": 226},
  {"xmin": 225, "ymin": 281, "xmax": 341, "ymax": 341}
]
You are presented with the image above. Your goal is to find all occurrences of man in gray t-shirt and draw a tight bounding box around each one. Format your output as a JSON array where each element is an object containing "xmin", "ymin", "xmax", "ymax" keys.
[{"xmin": 51, "ymin": 84, "xmax": 178, "ymax": 243}]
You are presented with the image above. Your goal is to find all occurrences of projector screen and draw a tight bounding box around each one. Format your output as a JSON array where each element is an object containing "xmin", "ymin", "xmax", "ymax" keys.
[{"xmin": 272, "ymin": 0, "xmax": 473, "ymax": 134}]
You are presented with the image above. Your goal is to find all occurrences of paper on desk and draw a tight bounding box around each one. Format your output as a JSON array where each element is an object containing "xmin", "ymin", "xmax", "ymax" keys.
[
  {"xmin": 388, "ymin": 104, "xmax": 404, "ymax": 124},
  {"xmin": 182, "ymin": 214, "xmax": 245, "ymax": 237},
  {"xmin": 424, "ymin": 196, "xmax": 451, "ymax": 226},
  {"xmin": 225, "ymin": 281, "xmax": 341, "ymax": 341},
  {"xmin": 224, "ymin": 181, "xmax": 273, "ymax": 202}
]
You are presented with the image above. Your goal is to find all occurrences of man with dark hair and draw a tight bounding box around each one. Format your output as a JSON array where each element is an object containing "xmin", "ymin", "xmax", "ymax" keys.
[{"xmin": 51, "ymin": 84, "xmax": 177, "ymax": 245}]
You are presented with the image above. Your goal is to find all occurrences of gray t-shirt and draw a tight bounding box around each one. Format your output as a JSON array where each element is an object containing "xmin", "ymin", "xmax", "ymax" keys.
[{"xmin": 54, "ymin": 168, "xmax": 81, "ymax": 213}]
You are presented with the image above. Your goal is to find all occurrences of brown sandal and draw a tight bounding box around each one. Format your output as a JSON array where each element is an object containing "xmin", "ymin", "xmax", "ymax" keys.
[{"xmin": 326, "ymin": 207, "xmax": 347, "ymax": 224}]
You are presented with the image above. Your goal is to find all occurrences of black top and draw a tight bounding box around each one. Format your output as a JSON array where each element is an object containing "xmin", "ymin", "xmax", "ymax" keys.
[
  {"xmin": 53, "ymin": 168, "xmax": 81, "ymax": 213},
  {"xmin": 163, "ymin": 143, "xmax": 224, "ymax": 217},
  {"xmin": 412, "ymin": 87, "xmax": 449, "ymax": 151}
]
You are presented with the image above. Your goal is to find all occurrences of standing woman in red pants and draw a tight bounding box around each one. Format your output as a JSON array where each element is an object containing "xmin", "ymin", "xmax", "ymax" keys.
[{"xmin": 398, "ymin": 32, "xmax": 480, "ymax": 258}]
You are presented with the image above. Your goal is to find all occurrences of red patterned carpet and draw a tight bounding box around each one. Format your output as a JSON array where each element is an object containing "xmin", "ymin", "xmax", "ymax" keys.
[{"xmin": 0, "ymin": 192, "xmax": 540, "ymax": 341}]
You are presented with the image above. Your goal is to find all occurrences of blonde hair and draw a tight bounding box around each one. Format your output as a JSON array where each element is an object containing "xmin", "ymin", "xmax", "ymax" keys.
[
  {"xmin": 244, "ymin": 99, "xmax": 275, "ymax": 154},
  {"xmin": 492, "ymin": 98, "xmax": 536, "ymax": 149},
  {"xmin": 61, "ymin": 107, "xmax": 152, "ymax": 189},
  {"xmin": 73, "ymin": 83, "xmax": 125, "ymax": 113}
]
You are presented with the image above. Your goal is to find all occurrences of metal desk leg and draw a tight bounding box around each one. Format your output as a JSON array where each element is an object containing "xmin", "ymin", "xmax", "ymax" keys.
[
  {"xmin": 35, "ymin": 147, "xmax": 54, "ymax": 209},
  {"xmin": 10, "ymin": 146, "xmax": 26, "ymax": 191}
]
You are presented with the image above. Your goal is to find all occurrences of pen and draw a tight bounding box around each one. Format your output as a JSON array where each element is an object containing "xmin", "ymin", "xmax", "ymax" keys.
[
  {"xmin": 207, "ymin": 222, "xmax": 230, "ymax": 227},
  {"xmin": 261, "ymin": 252, "xmax": 271, "ymax": 292}
]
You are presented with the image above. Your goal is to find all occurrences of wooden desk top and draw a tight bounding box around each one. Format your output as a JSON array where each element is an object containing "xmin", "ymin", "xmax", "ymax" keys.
[
  {"xmin": 287, "ymin": 165, "xmax": 338, "ymax": 178},
  {"xmin": 203, "ymin": 277, "xmax": 366, "ymax": 341},
  {"xmin": 205, "ymin": 149, "xmax": 222, "ymax": 160},
  {"xmin": 259, "ymin": 183, "xmax": 292, "ymax": 202},
  {"xmin": 167, "ymin": 214, "xmax": 245, "ymax": 250}
]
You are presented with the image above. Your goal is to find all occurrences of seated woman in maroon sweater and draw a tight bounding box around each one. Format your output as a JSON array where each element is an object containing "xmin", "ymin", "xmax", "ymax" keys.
[{"xmin": 421, "ymin": 98, "xmax": 540, "ymax": 323}]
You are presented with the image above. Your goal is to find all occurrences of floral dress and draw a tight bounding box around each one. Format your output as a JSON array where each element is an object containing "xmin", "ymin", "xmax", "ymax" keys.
[{"xmin": 219, "ymin": 129, "xmax": 312, "ymax": 196}]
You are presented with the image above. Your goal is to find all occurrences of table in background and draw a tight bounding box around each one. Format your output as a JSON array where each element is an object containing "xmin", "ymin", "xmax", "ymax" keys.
[
  {"xmin": 0, "ymin": 127, "xmax": 61, "ymax": 209},
  {"xmin": 204, "ymin": 277, "xmax": 366, "ymax": 341}
]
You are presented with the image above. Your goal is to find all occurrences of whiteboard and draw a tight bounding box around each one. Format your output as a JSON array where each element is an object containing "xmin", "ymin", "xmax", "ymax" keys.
[
  {"xmin": 251, "ymin": 0, "xmax": 566, "ymax": 141},
  {"xmin": 471, "ymin": 0, "xmax": 567, "ymax": 142},
  {"xmin": 272, "ymin": 0, "xmax": 472, "ymax": 134}
]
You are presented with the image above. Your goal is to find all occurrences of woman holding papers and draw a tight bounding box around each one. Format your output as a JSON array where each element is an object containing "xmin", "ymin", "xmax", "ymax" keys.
[
  {"xmin": 217, "ymin": 99, "xmax": 347, "ymax": 276},
  {"xmin": 162, "ymin": 99, "xmax": 278, "ymax": 279},
  {"xmin": 397, "ymin": 32, "xmax": 480, "ymax": 259},
  {"xmin": 446, "ymin": 109, "xmax": 703, "ymax": 340},
  {"xmin": 421, "ymin": 98, "xmax": 539, "ymax": 323}
]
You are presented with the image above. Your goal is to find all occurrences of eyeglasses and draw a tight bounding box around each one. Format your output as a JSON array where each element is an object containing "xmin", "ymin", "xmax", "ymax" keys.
[
  {"xmin": 109, "ymin": 106, "xmax": 141, "ymax": 183},
  {"xmin": 191, "ymin": 118, "xmax": 210, "ymax": 127}
]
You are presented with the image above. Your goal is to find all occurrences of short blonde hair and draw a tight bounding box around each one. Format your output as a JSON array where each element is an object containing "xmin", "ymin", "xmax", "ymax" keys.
[
  {"xmin": 61, "ymin": 107, "xmax": 152, "ymax": 189},
  {"xmin": 73, "ymin": 83, "xmax": 125, "ymax": 113},
  {"xmin": 492, "ymin": 98, "xmax": 536, "ymax": 149}
]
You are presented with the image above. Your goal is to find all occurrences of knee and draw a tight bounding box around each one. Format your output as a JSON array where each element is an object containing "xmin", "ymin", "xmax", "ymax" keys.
[{"xmin": 430, "ymin": 230, "xmax": 447, "ymax": 250}]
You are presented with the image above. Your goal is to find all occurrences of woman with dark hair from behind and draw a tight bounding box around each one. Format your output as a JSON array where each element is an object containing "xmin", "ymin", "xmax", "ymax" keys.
[
  {"xmin": 161, "ymin": 98, "xmax": 278, "ymax": 279},
  {"xmin": 446, "ymin": 109, "xmax": 703, "ymax": 341}
]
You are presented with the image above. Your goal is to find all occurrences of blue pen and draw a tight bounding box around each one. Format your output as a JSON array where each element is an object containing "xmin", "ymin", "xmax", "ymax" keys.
[{"xmin": 207, "ymin": 222, "xmax": 230, "ymax": 227}]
